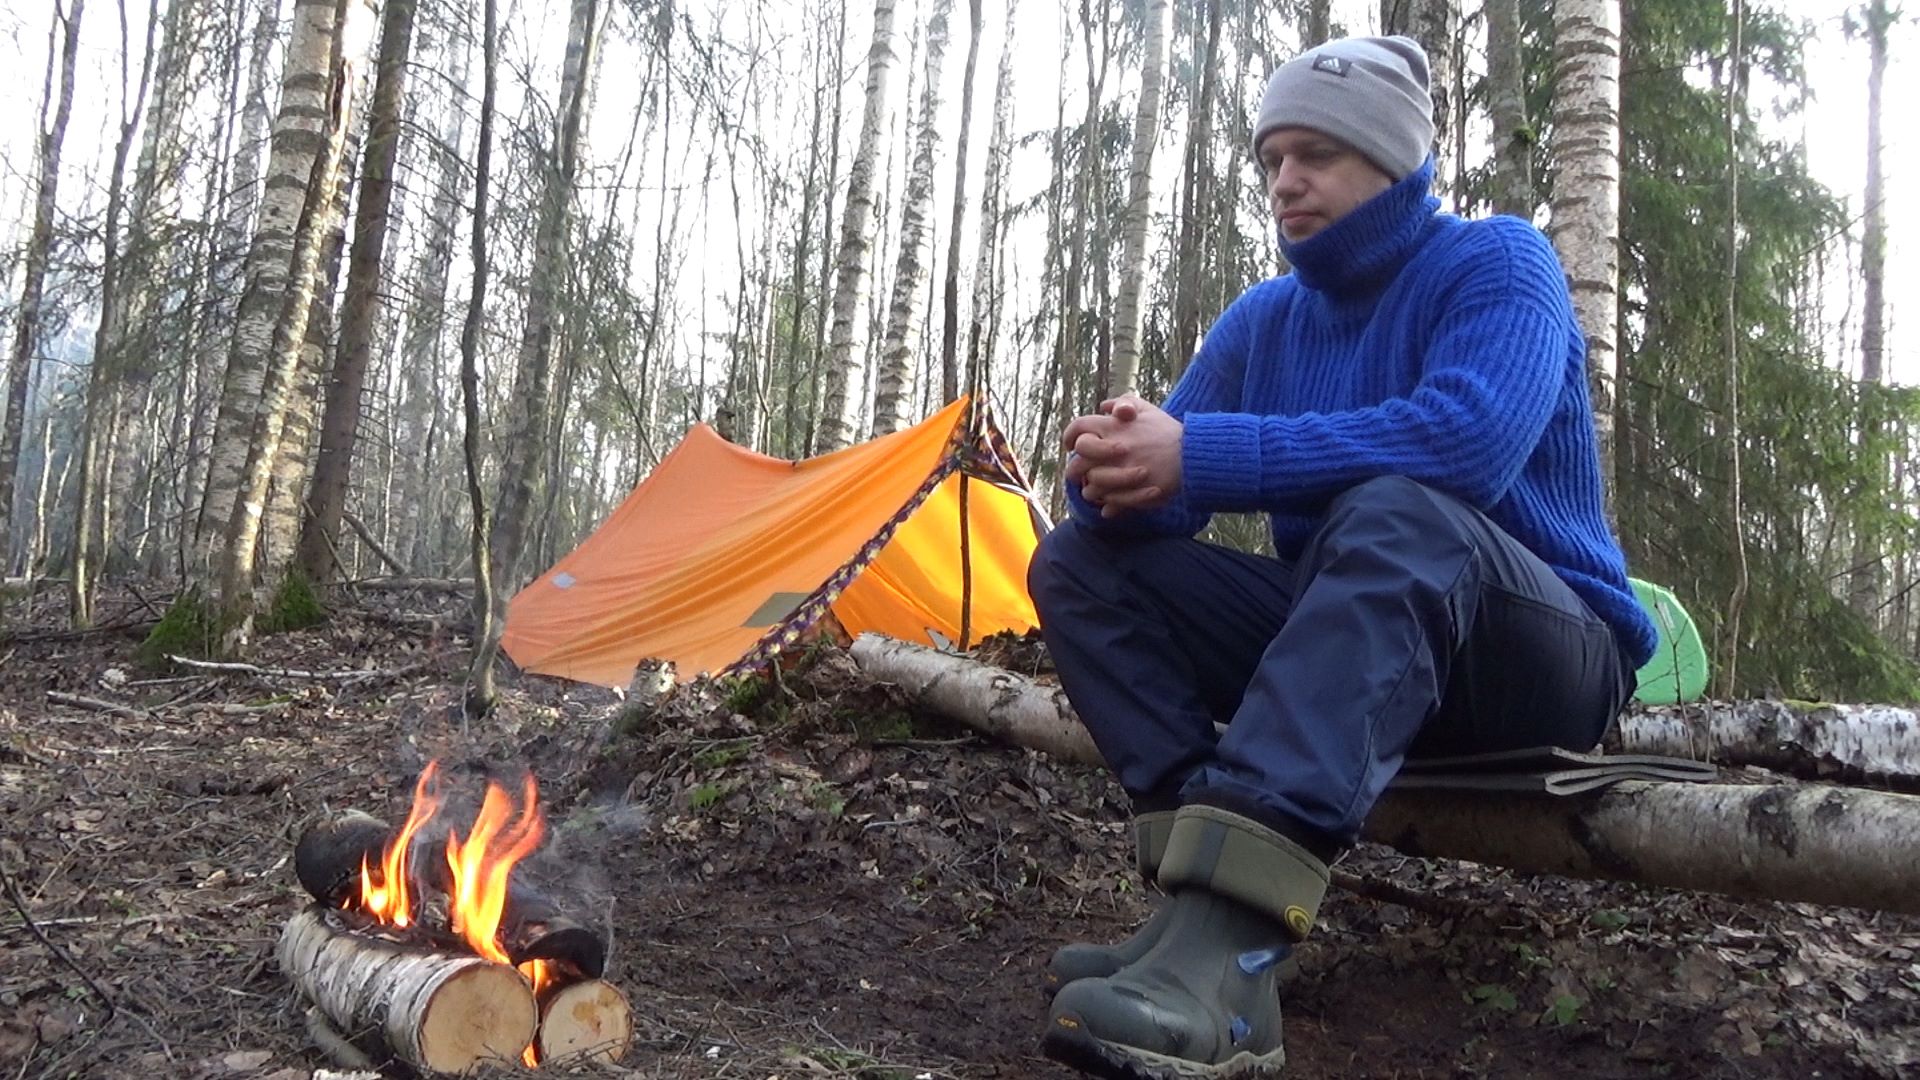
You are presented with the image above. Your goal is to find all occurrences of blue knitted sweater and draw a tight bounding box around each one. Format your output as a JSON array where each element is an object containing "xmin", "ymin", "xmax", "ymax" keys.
[{"xmin": 1069, "ymin": 160, "xmax": 1657, "ymax": 667}]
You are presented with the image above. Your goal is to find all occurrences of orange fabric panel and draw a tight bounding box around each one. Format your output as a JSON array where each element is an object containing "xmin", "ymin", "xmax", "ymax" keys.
[
  {"xmin": 832, "ymin": 472, "xmax": 1040, "ymax": 646},
  {"xmin": 503, "ymin": 399, "xmax": 975, "ymax": 687}
]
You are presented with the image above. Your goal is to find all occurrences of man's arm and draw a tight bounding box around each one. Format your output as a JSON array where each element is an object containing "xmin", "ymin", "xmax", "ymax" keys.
[{"xmin": 1182, "ymin": 223, "xmax": 1571, "ymax": 513}]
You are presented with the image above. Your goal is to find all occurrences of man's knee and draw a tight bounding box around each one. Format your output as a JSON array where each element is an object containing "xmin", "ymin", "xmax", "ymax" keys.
[
  {"xmin": 1328, "ymin": 476, "xmax": 1467, "ymax": 532},
  {"xmin": 1027, "ymin": 519, "xmax": 1102, "ymax": 604}
]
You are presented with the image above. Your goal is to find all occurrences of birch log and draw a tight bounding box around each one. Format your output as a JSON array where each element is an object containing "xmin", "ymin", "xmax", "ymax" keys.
[
  {"xmin": 536, "ymin": 979, "xmax": 632, "ymax": 1065},
  {"xmin": 278, "ymin": 906, "xmax": 536, "ymax": 1073},
  {"xmin": 1611, "ymin": 702, "xmax": 1920, "ymax": 789},
  {"xmin": 849, "ymin": 635, "xmax": 1920, "ymax": 913}
]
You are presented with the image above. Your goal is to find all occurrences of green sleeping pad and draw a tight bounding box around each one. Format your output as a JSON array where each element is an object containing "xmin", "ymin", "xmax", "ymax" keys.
[{"xmin": 1629, "ymin": 577, "xmax": 1709, "ymax": 705}]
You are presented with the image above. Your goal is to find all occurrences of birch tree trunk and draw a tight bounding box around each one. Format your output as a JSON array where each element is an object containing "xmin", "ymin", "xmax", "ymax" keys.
[
  {"xmin": 816, "ymin": 0, "xmax": 897, "ymax": 453},
  {"xmin": 197, "ymin": 0, "xmax": 352, "ymax": 576},
  {"xmin": 938, "ymin": 0, "xmax": 981, "ymax": 404},
  {"xmin": 213, "ymin": 0, "xmax": 366, "ymax": 646},
  {"xmin": 0, "ymin": 0, "xmax": 84, "ymax": 573},
  {"xmin": 871, "ymin": 0, "xmax": 950, "ymax": 435},
  {"xmin": 1848, "ymin": 0, "xmax": 1890, "ymax": 618},
  {"xmin": 298, "ymin": 0, "xmax": 418, "ymax": 583},
  {"xmin": 1106, "ymin": 0, "xmax": 1171, "ymax": 398},
  {"xmin": 1545, "ymin": 0, "xmax": 1622, "ymax": 514},
  {"xmin": 469, "ymin": 0, "xmax": 604, "ymax": 707},
  {"xmin": 1382, "ymin": 0, "xmax": 1453, "ymax": 191},
  {"xmin": 1485, "ymin": 0, "xmax": 1534, "ymax": 217},
  {"xmin": 1169, "ymin": 0, "xmax": 1221, "ymax": 377},
  {"xmin": 460, "ymin": 0, "xmax": 500, "ymax": 718}
]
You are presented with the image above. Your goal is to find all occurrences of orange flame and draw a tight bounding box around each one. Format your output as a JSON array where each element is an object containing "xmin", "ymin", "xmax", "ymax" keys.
[
  {"xmin": 445, "ymin": 771, "xmax": 546, "ymax": 964},
  {"xmin": 358, "ymin": 762, "xmax": 444, "ymax": 926}
]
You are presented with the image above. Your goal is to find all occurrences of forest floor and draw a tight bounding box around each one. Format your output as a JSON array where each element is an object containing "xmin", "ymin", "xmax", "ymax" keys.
[{"xmin": 2, "ymin": 583, "xmax": 1918, "ymax": 1080}]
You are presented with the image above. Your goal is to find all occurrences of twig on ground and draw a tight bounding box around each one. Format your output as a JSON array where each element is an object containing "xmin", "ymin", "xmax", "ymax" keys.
[
  {"xmin": 304, "ymin": 1005, "xmax": 375, "ymax": 1071},
  {"xmin": 0, "ymin": 861, "xmax": 116, "ymax": 1024},
  {"xmin": 46, "ymin": 692, "xmax": 141, "ymax": 718},
  {"xmin": 164, "ymin": 655, "xmax": 434, "ymax": 682},
  {"xmin": 1331, "ymin": 867, "xmax": 1492, "ymax": 923}
]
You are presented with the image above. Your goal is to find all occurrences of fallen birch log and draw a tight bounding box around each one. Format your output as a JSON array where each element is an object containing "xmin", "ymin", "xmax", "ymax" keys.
[
  {"xmin": 1612, "ymin": 701, "xmax": 1920, "ymax": 790},
  {"xmin": 536, "ymin": 979, "xmax": 632, "ymax": 1065},
  {"xmin": 278, "ymin": 906, "xmax": 536, "ymax": 1074},
  {"xmin": 850, "ymin": 634, "xmax": 1920, "ymax": 914}
]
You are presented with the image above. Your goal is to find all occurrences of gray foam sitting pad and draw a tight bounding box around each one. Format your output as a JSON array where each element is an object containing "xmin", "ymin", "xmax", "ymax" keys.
[{"xmin": 1390, "ymin": 746, "xmax": 1719, "ymax": 796}]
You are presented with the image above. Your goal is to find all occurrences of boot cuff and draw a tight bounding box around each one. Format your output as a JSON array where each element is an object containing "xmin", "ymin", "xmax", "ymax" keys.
[
  {"xmin": 1132, "ymin": 811, "xmax": 1176, "ymax": 878},
  {"xmin": 1158, "ymin": 804, "xmax": 1330, "ymax": 940}
]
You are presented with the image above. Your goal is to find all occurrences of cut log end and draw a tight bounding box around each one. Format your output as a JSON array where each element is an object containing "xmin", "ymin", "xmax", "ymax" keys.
[
  {"xmin": 416, "ymin": 962, "xmax": 539, "ymax": 1072},
  {"xmin": 537, "ymin": 979, "xmax": 632, "ymax": 1065}
]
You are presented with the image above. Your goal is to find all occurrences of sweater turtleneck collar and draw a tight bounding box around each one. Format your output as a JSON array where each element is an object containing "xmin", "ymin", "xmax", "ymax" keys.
[{"xmin": 1279, "ymin": 156, "xmax": 1441, "ymax": 297}]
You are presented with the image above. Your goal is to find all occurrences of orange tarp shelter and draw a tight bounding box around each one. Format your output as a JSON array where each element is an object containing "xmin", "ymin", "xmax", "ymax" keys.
[{"xmin": 502, "ymin": 397, "xmax": 1047, "ymax": 688}]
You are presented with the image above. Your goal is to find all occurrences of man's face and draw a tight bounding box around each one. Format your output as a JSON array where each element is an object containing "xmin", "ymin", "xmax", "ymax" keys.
[{"xmin": 1257, "ymin": 128, "xmax": 1395, "ymax": 243}]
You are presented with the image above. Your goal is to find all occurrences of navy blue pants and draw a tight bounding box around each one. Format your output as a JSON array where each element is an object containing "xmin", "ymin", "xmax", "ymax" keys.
[{"xmin": 1027, "ymin": 476, "xmax": 1634, "ymax": 852}]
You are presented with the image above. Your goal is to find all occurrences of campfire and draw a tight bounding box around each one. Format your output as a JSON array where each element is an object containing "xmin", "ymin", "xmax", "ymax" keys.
[{"xmin": 278, "ymin": 763, "xmax": 631, "ymax": 1073}]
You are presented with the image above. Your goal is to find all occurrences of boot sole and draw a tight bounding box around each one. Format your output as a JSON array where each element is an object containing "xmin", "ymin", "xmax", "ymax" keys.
[{"xmin": 1041, "ymin": 1012, "xmax": 1286, "ymax": 1080}]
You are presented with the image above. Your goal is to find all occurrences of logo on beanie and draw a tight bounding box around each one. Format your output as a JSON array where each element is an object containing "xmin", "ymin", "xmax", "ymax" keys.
[{"xmin": 1311, "ymin": 54, "xmax": 1350, "ymax": 77}]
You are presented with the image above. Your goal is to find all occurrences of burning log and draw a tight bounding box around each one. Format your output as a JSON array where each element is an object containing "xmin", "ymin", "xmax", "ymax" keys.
[
  {"xmin": 535, "ymin": 979, "xmax": 633, "ymax": 1065},
  {"xmin": 277, "ymin": 906, "xmax": 537, "ymax": 1074},
  {"xmin": 293, "ymin": 811, "xmax": 607, "ymax": 979}
]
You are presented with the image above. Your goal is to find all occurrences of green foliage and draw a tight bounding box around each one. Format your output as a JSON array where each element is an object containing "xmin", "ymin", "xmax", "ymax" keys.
[
  {"xmin": 687, "ymin": 782, "xmax": 727, "ymax": 811},
  {"xmin": 259, "ymin": 571, "xmax": 327, "ymax": 634},
  {"xmin": 1470, "ymin": 984, "xmax": 1519, "ymax": 1013},
  {"xmin": 137, "ymin": 590, "xmax": 220, "ymax": 668},
  {"xmin": 1545, "ymin": 994, "xmax": 1585, "ymax": 1027},
  {"xmin": 1590, "ymin": 909, "xmax": 1632, "ymax": 933}
]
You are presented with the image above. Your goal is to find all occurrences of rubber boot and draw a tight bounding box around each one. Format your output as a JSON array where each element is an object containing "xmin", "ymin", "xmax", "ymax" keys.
[
  {"xmin": 1045, "ymin": 812, "xmax": 1176, "ymax": 995},
  {"xmin": 1041, "ymin": 804, "xmax": 1329, "ymax": 1080}
]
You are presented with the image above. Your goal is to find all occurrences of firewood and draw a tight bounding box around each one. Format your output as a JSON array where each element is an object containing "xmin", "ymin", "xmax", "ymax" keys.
[
  {"xmin": 850, "ymin": 634, "xmax": 1920, "ymax": 915},
  {"xmin": 278, "ymin": 906, "xmax": 536, "ymax": 1074},
  {"xmin": 295, "ymin": 812, "xmax": 392, "ymax": 907},
  {"xmin": 293, "ymin": 813, "xmax": 607, "ymax": 977},
  {"xmin": 535, "ymin": 978, "xmax": 632, "ymax": 1065}
]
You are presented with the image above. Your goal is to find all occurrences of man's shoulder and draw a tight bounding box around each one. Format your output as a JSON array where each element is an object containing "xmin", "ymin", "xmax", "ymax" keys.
[{"xmin": 1427, "ymin": 213, "xmax": 1560, "ymax": 267}]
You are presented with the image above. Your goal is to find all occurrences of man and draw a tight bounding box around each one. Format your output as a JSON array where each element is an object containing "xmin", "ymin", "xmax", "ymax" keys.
[{"xmin": 1028, "ymin": 35, "xmax": 1657, "ymax": 1080}]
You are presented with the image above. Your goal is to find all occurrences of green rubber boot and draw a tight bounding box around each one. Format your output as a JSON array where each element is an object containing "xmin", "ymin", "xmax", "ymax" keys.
[
  {"xmin": 1041, "ymin": 804, "xmax": 1329, "ymax": 1080},
  {"xmin": 1045, "ymin": 812, "xmax": 1177, "ymax": 995}
]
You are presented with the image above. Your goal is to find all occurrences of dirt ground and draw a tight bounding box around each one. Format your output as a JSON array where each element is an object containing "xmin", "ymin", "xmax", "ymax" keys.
[{"xmin": 2, "ymin": 584, "xmax": 1917, "ymax": 1079}]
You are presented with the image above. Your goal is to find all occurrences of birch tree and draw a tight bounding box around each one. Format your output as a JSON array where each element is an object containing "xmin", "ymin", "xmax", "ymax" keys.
[
  {"xmin": 212, "ymin": 0, "xmax": 371, "ymax": 645},
  {"xmin": 872, "ymin": 0, "xmax": 951, "ymax": 435},
  {"xmin": 197, "ymin": 0, "xmax": 363, "ymax": 574},
  {"xmin": 1485, "ymin": 0, "xmax": 1534, "ymax": 216},
  {"xmin": 1382, "ymin": 0, "xmax": 1454, "ymax": 188},
  {"xmin": 1107, "ymin": 0, "xmax": 1172, "ymax": 397},
  {"xmin": 0, "ymin": 0, "xmax": 84, "ymax": 574},
  {"xmin": 965, "ymin": 0, "xmax": 1017, "ymax": 392},
  {"xmin": 1546, "ymin": 0, "xmax": 1623, "ymax": 513},
  {"xmin": 817, "ymin": 0, "xmax": 898, "ymax": 452},
  {"xmin": 298, "ymin": 0, "xmax": 418, "ymax": 583}
]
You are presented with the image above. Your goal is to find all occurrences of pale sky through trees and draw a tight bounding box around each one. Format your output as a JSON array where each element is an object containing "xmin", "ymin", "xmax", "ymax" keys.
[{"xmin": 0, "ymin": 0, "xmax": 1910, "ymax": 396}]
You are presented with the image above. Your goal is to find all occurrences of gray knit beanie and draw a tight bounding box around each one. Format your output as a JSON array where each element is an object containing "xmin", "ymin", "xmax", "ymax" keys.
[{"xmin": 1251, "ymin": 35, "xmax": 1434, "ymax": 180}]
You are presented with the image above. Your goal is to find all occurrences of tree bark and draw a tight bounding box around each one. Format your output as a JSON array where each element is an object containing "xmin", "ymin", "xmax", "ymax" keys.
[
  {"xmin": 198, "ymin": 0, "xmax": 357, "ymax": 575},
  {"xmin": 298, "ymin": 0, "xmax": 418, "ymax": 584},
  {"xmin": 871, "ymin": 0, "xmax": 951, "ymax": 435},
  {"xmin": 459, "ymin": 0, "xmax": 501, "ymax": 718},
  {"xmin": 1610, "ymin": 701, "xmax": 1920, "ymax": 790},
  {"xmin": 213, "ymin": 0, "xmax": 366, "ymax": 646},
  {"xmin": 1168, "ymin": 0, "xmax": 1221, "ymax": 378},
  {"xmin": 1381, "ymin": 0, "xmax": 1454, "ymax": 192},
  {"xmin": 277, "ymin": 906, "xmax": 537, "ymax": 1074},
  {"xmin": 965, "ymin": 0, "xmax": 1018, "ymax": 394},
  {"xmin": 1546, "ymin": 0, "xmax": 1622, "ymax": 515},
  {"xmin": 850, "ymin": 636, "xmax": 1920, "ymax": 914},
  {"xmin": 816, "ymin": 0, "xmax": 898, "ymax": 452},
  {"xmin": 937, "ymin": 0, "xmax": 982, "ymax": 405},
  {"xmin": 0, "ymin": 0, "xmax": 84, "ymax": 574},
  {"xmin": 1848, "ymin": 0, "xmax": 1890, "ymax": 618},
  {"xmin": 71, "ymin": 0, "xmax": 158, "ymax": 628},
  {"xmin": 1485, "ymin": 0, "xmax": 1534, "ymax": 217},
  {"xmin": 1106, "ymin": 0, "xmax": 1171, "ymax": 397}
]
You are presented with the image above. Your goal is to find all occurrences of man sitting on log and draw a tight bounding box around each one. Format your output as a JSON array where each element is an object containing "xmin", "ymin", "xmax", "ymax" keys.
[{"xmin": 1027, "ymin": 34, "xmax": 1658, "ymax": 1080}]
